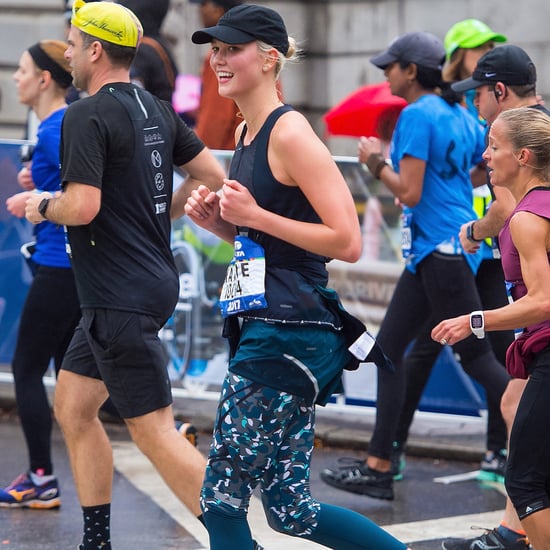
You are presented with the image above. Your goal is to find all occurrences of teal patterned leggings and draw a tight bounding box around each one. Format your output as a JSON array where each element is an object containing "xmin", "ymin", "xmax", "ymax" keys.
[
  {"xmin": 201, "ymin": 373, "xmax": 407, "ymax": 550},
  {"xmin": 201, "ymin": 372, "xmax": 320, "ymax": 537}
]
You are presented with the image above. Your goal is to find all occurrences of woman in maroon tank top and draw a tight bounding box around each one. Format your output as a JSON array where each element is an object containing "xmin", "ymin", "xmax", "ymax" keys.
[{"xmin": 433, "ymin": 107, "xmax": 550, "ymax": 549}]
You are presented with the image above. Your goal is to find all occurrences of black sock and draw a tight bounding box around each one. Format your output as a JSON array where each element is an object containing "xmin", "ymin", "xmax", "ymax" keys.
[{"xmin": 81, "ymin": 503, "xmax": 111, "ymax": 550}]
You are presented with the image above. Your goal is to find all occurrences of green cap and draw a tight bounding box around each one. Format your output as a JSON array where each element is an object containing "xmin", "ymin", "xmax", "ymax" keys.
[{"xmin": 444, "ymin": 19, "xmax": 507, "ymax": 60}]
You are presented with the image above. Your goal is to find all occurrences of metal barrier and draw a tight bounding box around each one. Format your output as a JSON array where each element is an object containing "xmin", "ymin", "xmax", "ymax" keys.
[{"xmin": 0, "ymin": 140, "xmax": 486, "ymax": 417}]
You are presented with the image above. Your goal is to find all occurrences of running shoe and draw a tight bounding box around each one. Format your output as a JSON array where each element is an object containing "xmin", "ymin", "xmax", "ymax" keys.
[
  {"xmin": 175, "ymin": 420, "xmax": 198, "ymax": 447},
  {"xmin": 320, "ymin": 458, "xmax": 394, "ymax": 500},
  {"xmin": 0, "ymin": 472, "xmax": 61, "ymax": 509},
  {"xmin": 441, "ymin": 527, "xmax": 530, "ymax": 549},
  {"xmin": 477, "ymin": 449, "xmax": 507, "ymax": 483}
]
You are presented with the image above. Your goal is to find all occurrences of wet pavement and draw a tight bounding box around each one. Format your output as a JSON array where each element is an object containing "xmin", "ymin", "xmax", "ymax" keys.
[{"xmin": 0, "ymin": 371, "xmax": 507, "ymax": 550}]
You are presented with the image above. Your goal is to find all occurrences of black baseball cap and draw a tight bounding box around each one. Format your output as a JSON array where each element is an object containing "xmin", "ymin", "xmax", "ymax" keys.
[
  {"xmin": 191, "ymin": 4, "xmax": 289, "ymax": 55},
  {"xmin": 370, "ymin": 32, "xmax": 445, "ymax": 71},
  {"xmin": 451, "ymin": 45, "xmax": 537, "ymax": 92}
]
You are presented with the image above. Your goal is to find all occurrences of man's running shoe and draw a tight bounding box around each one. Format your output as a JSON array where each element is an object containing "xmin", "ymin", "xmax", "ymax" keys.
[
  {"xmin": 441, "ymin": 527, "xmax": 530, "ymax": 549},
  {"xmin": 320, "ymin": 458, "xmax": 394, "ymax": 500},
  {"xmin": 477, "ymin": 449, "xmax": 506, "ymax": 483},
  {"xmin": 0, "ymin": 472, "xmax": 61, "ymax": 509},
  {"xmin": 175, "ymin": 420, "xmax": 198, "ymax": 447},
  {"xmin": 391, "ymin": 441, "xmax": 406, "ymax": 481}
]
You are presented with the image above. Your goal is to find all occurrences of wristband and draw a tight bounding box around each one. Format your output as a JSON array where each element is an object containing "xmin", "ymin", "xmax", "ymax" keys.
[
  {"xmin": 366, "ymin": 153, "xmax": 388, "ymax": 180},
  {"xmin": 38, "ymin": 197, "xmax": 50, "ymax": 220},
  {"xmin": 466, "ymin": 221, "xmax": 483, "ymax": 243}
]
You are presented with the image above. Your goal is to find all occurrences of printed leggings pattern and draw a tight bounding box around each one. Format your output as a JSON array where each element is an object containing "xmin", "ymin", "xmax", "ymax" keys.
[{"xmin": 201, "ymin": 372, "xmax": 321, "ymax": 536}]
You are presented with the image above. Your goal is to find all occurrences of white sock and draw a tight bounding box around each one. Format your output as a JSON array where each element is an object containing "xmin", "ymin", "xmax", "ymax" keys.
[{"xmin": 30, "ymin": 471, "xmax": 55, "ymax": 486}]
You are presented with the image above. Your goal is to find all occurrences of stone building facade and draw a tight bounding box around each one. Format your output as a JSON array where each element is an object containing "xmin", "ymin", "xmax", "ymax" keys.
[{"xmin": 1, "ymin": 0, "xmax": 548, "ymax": 155}]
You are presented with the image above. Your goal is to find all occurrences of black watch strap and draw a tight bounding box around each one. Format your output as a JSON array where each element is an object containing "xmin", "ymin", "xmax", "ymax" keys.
[
  {"xmin": 466, "ymin": 221, "xmax": 482, "ymax": 243},
  {"xmin": 38, "ymin": 197, "xmax": 50, "ymax": 219}
]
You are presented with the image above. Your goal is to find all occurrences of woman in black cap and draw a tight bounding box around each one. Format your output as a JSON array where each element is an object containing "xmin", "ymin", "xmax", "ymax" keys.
[
  {"xmin": 190, "ymin": 0, "xmax": 246, "ymax": 149},
  {"xmin": 186, "ymin": 4, "xmax": 408, "ymax": 550},
  {"xmin": 1, "ymin": 40, "xmax": 80, "ymax": 509}
]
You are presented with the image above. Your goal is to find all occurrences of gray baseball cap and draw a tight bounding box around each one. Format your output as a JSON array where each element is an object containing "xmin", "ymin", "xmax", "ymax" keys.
[{"xmin": 371, "ymin": 32, "xmax": 445, "ymax": 71}]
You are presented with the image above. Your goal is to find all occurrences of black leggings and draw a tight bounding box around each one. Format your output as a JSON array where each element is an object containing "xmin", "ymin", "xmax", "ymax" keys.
[
  {"xmin": 506, "ymin": 350, "xmax": 550, "ymax": 519},
  {"xmin": 11, "ymin": 265, "xmax": 80, "ymax": 474},
  {"xmin": 370, "ymin": 253, "xmax": 510, "ymax": 460},
  {"xmin": 395, "ymin": 259, "xmax": 514, "ymax": 452}
]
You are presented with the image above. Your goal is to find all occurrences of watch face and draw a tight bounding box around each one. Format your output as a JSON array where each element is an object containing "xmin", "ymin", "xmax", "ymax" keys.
[{"xmin": 471, "ymin": 315, "xmax": 483, "ymax": 329}]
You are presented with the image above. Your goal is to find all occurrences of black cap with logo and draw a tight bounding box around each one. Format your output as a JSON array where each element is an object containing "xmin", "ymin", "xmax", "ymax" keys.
[{"xmin": 452, "ymin": 45, "xmax": 537, "ymax": 92}]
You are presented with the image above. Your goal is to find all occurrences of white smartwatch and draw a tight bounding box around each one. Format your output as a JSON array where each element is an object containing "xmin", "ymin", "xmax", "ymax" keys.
[{"xmin": 470, "ymin": 310, "xmax": 485, "ymax": 339}]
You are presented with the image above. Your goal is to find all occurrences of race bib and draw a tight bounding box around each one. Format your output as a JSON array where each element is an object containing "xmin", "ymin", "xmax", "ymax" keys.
[
  {"xmin": 219, "ymin": 235, "xmax": 267, "ymax": 318},
  {"xmin": 401, "ymin": 210, "xmax": 412, "ymax": 259}
]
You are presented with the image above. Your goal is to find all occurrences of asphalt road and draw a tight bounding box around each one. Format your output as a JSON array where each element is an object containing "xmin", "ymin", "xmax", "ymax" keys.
[{"xmin": 0, "ymin": 404, "xmax": 507, "ymax": 550}]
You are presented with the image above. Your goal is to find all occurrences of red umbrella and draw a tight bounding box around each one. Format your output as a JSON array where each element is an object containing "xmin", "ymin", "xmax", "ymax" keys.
[{"xmin": 324, "ymin": 82, "xmax": 407, "ymax": 141}]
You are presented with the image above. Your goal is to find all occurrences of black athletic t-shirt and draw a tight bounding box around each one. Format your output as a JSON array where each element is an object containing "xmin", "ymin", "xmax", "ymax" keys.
[{"xmin": 60, "ymin": 82, "xmax": 204, "ymax": 320}]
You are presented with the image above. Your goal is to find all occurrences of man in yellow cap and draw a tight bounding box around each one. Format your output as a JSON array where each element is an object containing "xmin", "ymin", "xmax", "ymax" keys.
[
  {"xmin": 25, "ymin": 2, "xmax": 226, "ymax": 548},
  {"xmin": 71, "ymin": 0, "xmax": 143, "ymax": 47}
]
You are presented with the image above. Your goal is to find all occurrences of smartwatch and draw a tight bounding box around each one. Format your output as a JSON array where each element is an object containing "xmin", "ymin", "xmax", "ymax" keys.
[
  {"xmin": 38, "ymin": 197, "xmax": 50, "ymax": 220},
  {"xmin": 470, "ymin": 310, "xmax": 485, "ymax": 339}
]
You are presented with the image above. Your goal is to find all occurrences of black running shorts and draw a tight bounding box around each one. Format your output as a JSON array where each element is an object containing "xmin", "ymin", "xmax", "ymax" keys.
[{"xmin": 62, "ymin": 308, "xmax": 173, "ymax": 418}]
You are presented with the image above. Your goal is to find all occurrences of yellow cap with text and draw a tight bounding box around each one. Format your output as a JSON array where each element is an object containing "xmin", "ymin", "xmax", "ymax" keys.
[{"xmin": 71, "ymin": 0, "xmax": 143, "ymax": 48}]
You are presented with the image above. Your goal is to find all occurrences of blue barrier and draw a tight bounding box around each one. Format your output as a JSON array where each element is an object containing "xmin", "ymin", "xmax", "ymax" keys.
[
  {"xmin": 0, "ymin": 140, "xmax": 34, "ymax": 363},
  {"xmin": 0, "ymin": 140, "xmax": 486, "ymax": 417}
]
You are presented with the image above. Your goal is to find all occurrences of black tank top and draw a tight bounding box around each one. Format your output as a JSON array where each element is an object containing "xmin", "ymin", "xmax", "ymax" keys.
[{"xmin": 227, "ymin": 105, "xmax": 337, "ymax": 326}]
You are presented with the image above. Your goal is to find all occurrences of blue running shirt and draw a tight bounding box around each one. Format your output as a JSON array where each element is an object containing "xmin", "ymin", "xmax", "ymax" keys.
[{"xmin": 390, "ymin": 94, "xmax": 485, "ymax": 274}]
